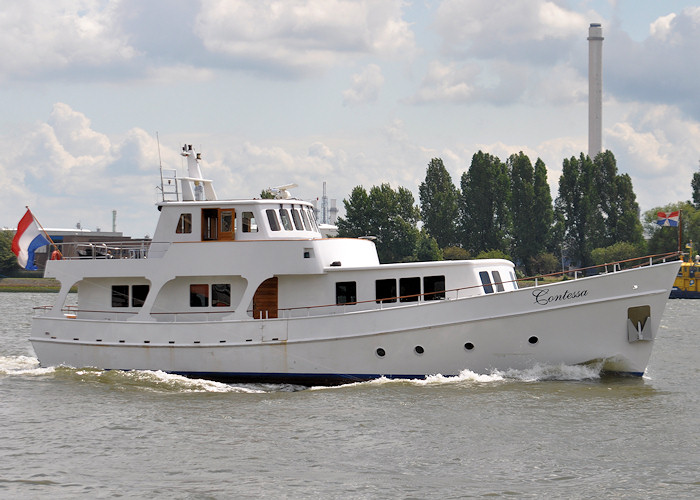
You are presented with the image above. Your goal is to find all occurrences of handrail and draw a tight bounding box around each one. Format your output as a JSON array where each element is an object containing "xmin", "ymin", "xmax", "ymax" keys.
[{"xmin": 34, "ymin": 252, "xmax": 680, "ymax": 320}]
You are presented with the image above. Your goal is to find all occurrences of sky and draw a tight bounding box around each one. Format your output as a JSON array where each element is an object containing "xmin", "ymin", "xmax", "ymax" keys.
[{"xmin": 2, "ymin": 0, "xmax": 700, "ymax": 238}]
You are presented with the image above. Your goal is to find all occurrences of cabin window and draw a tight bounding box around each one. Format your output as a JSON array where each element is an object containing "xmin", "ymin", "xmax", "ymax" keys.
[
  {"xmin": 510, "ymin": 271, "xmax": 518, "ymax": 289},
  {"xmin": 266, "ymin": 209, "xmax": 281, "ymax": 231},
  {"xmin": 424, "ymin": 275, "xmax": 445, "ymax": 301},
  {"xmin": 111, "ymin": 285, "xmax": 129, "ymax": 307},
  {"xmin": 242, "ymin": 212, "xmax": 258, "ymax": 232},
  {"xmin": 376, "ymin": 279, "xmax": 397, "ymax": 303},
  {"xmin": 336, "ymin": 281, "xmax": 357, "ymax": 304},
  {"xmin": 399, "ymin": 277, "xmax": 420, "ymax": 302},
  {"xmin": 202, "ymin": 209, "xmax": 218, "ymax": 240},
  {"xmin": 300, "ymin": 209, "xmax": 311, "ymax": 230},
  {"xmin": 132, "ymin": 285, "xmax": 150, "ymax": 307},
  {"xmin": 291, "ymin": 209, "xmax": 304, "ymax": 230},
  {"xmin": 221, "ymin": 211, "xmax": 233, "ymax": 234},
  {"xmin": 176, "ymin": 213, "xmax": 192, "ymax": 234},
  {"xmin": 279, "ymin": 209, "xmax": 293, "ymax": 231},
  {"xmin": 492, "ymin": 271, "xmax": 505, "ymax": 292},
  {"xmin": 479, "ymin": 271, "xmax": 494, "ymax": 294},
  {"xmin": 190, "ymin": 284, "xmax": 209, "ymax": 307},
  {"xmin": 305, "ymin": 207, "xmax": 318, "ymax": 231},
  {"xmin": 212, "ymin": 284, "xmax": 231, "ymax": 307}
]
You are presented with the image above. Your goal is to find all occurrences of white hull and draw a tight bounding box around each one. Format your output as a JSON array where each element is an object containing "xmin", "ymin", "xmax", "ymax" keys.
[{"xmin": 31, "ymin": 261, "xmax": 678, "ymax": 384}]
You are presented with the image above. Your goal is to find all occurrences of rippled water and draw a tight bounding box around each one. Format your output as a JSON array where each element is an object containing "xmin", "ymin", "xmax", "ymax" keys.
[{"xmin": 1, "ymin": 293, "xmax": 699, "ymax": 499}]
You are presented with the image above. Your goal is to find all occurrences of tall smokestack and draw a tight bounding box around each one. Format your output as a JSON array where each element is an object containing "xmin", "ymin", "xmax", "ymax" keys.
[{"xmin": 588, "ymin": 23, "xmax": 603, "ymax": 158}]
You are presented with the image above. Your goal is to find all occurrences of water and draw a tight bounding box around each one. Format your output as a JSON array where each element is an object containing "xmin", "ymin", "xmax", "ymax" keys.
[{"xmin": 1, "ymin": 293, "xmax": 698, "ymax": 499}]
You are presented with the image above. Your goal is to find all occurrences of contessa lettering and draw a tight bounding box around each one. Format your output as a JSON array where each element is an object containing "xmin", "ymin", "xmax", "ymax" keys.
[{"xmin": 532, "ymin": 288, "xmax": 588, "ymax": 305}]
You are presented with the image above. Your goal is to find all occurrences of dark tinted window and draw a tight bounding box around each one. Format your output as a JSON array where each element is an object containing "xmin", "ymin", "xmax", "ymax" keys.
[
  {"xmin": 111, "ymin": 285, "xmax": 129, "ymax": 307},
  {"xmin": 399, "ymin": 277, "xmax": 420, "ymax": 302},
  {"xmin": 423, "ymin": 275, "xmax": 445, "ymax": 301},
  {"xmin": 212, "ymin": 284, "xmax": 231, "ymax": 307},
  {"xmin": 479, "ymin": 271, "xmax": 493, "ymax": 294},
  {"xmin": 190, "ymin": 284, "xmax": 209, "ymax": 307},
  {"xmin": 376, "ymin": 279, "xmax": 397, "ymax": 303},
  {"xmin": 132, "ymin": 285, "xmax": 150, "ymax": 307},
  {"xmin": 266, "ymin": 209, "xmax": 280, "ymax": 231},
  {"xmin": 336, "ymin": 281, "xmax": 357, "ymax": 304}
]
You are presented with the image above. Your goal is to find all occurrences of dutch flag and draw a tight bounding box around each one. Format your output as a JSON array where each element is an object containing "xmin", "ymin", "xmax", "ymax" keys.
[
  {"xmin": 656, "ymin": 211, "xmax": 680, "ymax": 227},
  {"xmin": 12, "ymin": 209, "xmax": 50, "ymax": 270}
]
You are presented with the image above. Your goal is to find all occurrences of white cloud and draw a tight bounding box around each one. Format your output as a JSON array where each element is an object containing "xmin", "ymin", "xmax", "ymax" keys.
[
  {"xmin": 0, "ymin": 1, "xmax": 137, "ymax": 80},
  {"xmin": 649, "ymin": 13, "xmax": 676, "ymax": 41},
  {"xmin": 194, "ymin": 0, "xmax": 415, "ymax": 76},
  {"xmin": 408, "ymin": 61, "xmax": 479, "ymax": 104},
  {"xmin": 342, "ymin": 64, "xmax": 384, "ymax": 106}
]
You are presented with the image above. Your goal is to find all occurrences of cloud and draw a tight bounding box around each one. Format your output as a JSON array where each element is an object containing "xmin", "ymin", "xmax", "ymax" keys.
[
  {"xmin": 0, "ymin": 1, "xmax": 137, "ymax": 81},
  {"xmin": 342, "ymin": 64, "xmax": 385, "ymax": 106},
  {"xmin": 194, "ymin": 0, "xmax": 415, "ymax": 76},
  {"xmin": 605, "ymin": 7, "xmax": 700, "ymax": 119}
]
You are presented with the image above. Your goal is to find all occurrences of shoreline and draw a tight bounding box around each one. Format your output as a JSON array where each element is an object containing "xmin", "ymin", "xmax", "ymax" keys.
[{"xmin": 0, "ymin": 277, "xmax": 62, "ymax": 293}]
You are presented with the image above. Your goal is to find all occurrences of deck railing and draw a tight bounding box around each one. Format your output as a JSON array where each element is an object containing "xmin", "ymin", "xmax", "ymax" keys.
[{"xmin": 35, "ymin": 252, "xmax": 680, "ymax": 321}]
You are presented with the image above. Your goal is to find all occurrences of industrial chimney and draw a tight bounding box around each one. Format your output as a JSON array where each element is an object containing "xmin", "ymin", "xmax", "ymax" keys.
[{"xmin": 588, "ymin": 23, "xmax": 603, "ymax": 158}]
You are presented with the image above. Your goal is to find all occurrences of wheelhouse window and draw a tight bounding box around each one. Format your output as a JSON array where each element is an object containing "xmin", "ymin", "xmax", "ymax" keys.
[
  {"xmin": 424, "ymin": 275, "xmax": 445, "ymax": 301},
  {"xmin": 376, "ymin": 279, "xmax": 397, "ymax": 303},
  {"xmin": 479, "ymin": 271, "xmax": 494, "ymax": 294},
  {"xmin": 291, "ymin": 209, "xmax": 304, "ymax": 230},
  {"xmin": 336, "ymin": 281, "xmax": 357, "ymax": 305},
  {"xmin": 300, "ymin": 209, "xmax": 311, "ymax": 230},
  {"xmin": 399, "ymin": 277, "xmax": 420, "ymax": 302},
  {"xmin": 279, "ymin": 209, "xmax": 293, "ymax": 231},
  {"xmin": 242, "ymin": 212, "xmax": 258, "ymax": 232},
  {"xmin": 111, "ymin": 285, "xmax": 129, "ymax": 307},
  {"xmin": 266, "ymin": 209, "xmax": 281, "ymax": 231},
  {"xmin": 492, "ymin": 271, "xmax": 505, "ymax": 292},
  {"xmin": 190, "ymin": 284, "xmax": 209, "ymax": 307},
  {"xmin": 176, "ymin": 213, "xmax": 192, "ymax": 234},
  {"xmin": 304, "ymin": 207, "xmax": 318, "ymax": 231}
]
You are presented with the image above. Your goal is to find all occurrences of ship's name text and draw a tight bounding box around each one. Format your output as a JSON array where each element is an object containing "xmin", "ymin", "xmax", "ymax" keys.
[{"xmin": 532, "ymin": 288, "xmax": 588, "ymax": 305}]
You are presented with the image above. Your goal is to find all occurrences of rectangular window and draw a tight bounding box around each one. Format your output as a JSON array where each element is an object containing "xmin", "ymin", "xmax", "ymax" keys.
[
  {"xmin": 202, "ymin": 209, "xmax": 218, "ymax": 240},
  {"xmin": 242, "ymin": 212, "xmax": 257, "ymax": 232},
  {"xmin": 220, "ymin": 210, "xmax": 233, "ymax": 233},
  {"xmin": 111, "ymin": 285, "xmax": 129, "ymax": 308},
  {"xmin": 279, "ymin": 209, "xmax": 293, "ymax": 230},
  {"xmin": 305, "ymin": 207, "xmax": 318, "ymax": 231},
  {"xmin": 492, "ymin": 271, "xmax": 505, "ymax": 292},
  {"xmin": 423, "ymin": 275, "xmax": 445, "ymax": 301},
  {"xmin": 190, "ymin": 284, "xmax": 209, "ymax": 307},
  {"xmin": 266, "ymin": 209, "xmax": 280, "ymax": 231},
  {"xmin": 132, "ymin": 285, "xmax": 150, "ymax": 307},
  {"xmin": 510, "ymin": 271, "xmax": 518, "ymax": 290},
  {"xmin": 336, "ymin": 281, "xmax": 357, "ymax": 304},
  {"xmin": 399, "ymin": 277, "xmax": 420, "ymax": 302},
  {"xmin": 376, "ymin": 279, "xmax": 397, "ymax": 303},
  {"xmin": 479, "ymin": 271, "xmax": 493, "ymax": 294},
  {"xmin": 300, "ymin": 209, "xmax": 311, "ymax": 230},
  {"xmin": 176, "ymin": 213, "xmax": 192, "ymax": 234},
  {"xmin": 212, "ymin": 284, "xmax": 231, "ymax": 307},
  {"xmin": 291, "ymin": 209, "xmax": 304, "ymax": 230}
]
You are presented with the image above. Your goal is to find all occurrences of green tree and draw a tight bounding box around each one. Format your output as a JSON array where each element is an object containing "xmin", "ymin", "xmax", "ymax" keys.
[
  {"xmin": 414, "ymin": 229, "xmax": 443, "ymax": 262},
  {"xmin": 508, "ymin": 152, "xmax": 552, "ymax": 274},
  {"xmin": 0, "ymin": 230, "xmax": 17, "ymax": 273},
  {"xmin": 337, "ymin": 183, "xmax": 420, "ymax": 263},
  {"xmin": 458, "ymin": 151, "xmax": 511, "ymax": 255},
  {"xmin": 555, "ymin": 153, "xmax": 606, "ymax": 267},
  {"xmin": 419, "ymin": 158, "xmax": 459, "ymax": 248},
  {"xmin": 591, "ymin": 241, "xmax": 642, "ymax": 266},
  {"xmin": 533, "ymin": 158, "xmax": 554, "ymax": 253},
  {"xmin": 692, "ymin": 164, "xmax": 700, "ymax": 209},
  {"xmin": 643, "ymin": 202, "xmax": 699, "ymax": 255},
  {"xmin": 260, "ymin": 189, "xmax": 275, "ymax": 199}
]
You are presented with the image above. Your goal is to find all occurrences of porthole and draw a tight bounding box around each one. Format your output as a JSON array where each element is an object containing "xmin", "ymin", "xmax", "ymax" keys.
[
  {"xmin": 376, "ymin": 347, "xmax": 386, "ymax": 357},
  {"xmin": 528, "ymin": 336, "xmax": 539, "ymax": 344},
  {"xmin": 414, "ymin": 345, "xmax": 424, "ymax": 355},
  {"xmin": 464, "ymin": 342, "xmax": 475, "ymax": 351}
]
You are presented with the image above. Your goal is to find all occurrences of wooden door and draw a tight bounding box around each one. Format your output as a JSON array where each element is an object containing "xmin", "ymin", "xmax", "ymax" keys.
[
  {"xmin": 218, "ymin": 209, "xmax": 235, "ymax": 240},
  {"xmin": 253, "ymin": 277, "xmax": 278, "ymax": 319}
]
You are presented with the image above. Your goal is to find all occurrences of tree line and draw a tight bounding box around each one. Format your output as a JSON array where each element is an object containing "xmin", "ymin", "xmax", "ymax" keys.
[{"xmin": 337, "ymin": 150, "xmax": 661, "ymax": 274}]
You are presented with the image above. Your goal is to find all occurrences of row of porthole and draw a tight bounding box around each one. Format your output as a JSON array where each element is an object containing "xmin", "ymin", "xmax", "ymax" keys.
[{"xmin": 375, "ymin": 336, "xmax": 539, "ymax": 358}]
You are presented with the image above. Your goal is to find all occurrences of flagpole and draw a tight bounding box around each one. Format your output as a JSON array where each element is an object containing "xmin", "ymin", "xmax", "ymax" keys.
[
  {"xmin": 679, "ymin": 209, "xmax": 682, "ymax": 254},
  {"xmin": 27, "ymin": 206, "xmax": 63, "ymax": 258}
]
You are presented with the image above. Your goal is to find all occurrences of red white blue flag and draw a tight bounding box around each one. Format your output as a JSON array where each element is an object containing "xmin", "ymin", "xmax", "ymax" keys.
[
  {"xmin": 12, "ymin": 209, "xmax": 50, "ymax": 270},
  {"xmin": 656, "ymin": 211, "xmax": 680, "ymax": 227}
]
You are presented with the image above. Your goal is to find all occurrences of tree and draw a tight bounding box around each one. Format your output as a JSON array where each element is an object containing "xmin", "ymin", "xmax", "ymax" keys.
[
  {"xmin": 0, "ymin": 230, "xmax": 17, "ymax": 273},
  {"xmin": 337, "ymin": 183, "xmax": 420, "ymax": 263},
  {"xmin": 555, "ymin": 153, "xmax": 606, "ymax": 267},
  {"xmin": 458, "ymin": 151, "xmax": 511, "ymax": 255},
  {"xmin": 692, "ymin": 163, "xmax": 700, "ymax": 209},
  {"xmin": 644, "ymin": 202, "xmax": 699, "ymax": 255},
  {"xmin": 419, "ymin": 158, "xmax": 459, "ymax": 248},
  {"xmin": 414, "ymin": 229, "xmax": 443, "ymax": 262},
  {"xmin": 508, "ymin": 152, "xmax": 553, "ymax": 274}
]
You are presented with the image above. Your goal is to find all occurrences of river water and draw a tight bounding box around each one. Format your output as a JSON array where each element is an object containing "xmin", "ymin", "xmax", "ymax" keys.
[{"xmin": 1, "ymin": 293, "xmax": 698, "ymax": 499}]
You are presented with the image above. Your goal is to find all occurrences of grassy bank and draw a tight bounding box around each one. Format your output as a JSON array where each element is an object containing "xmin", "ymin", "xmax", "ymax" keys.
[{"xmin": 0, "ymin": 277, "xmax": 63, "ymax": 293}]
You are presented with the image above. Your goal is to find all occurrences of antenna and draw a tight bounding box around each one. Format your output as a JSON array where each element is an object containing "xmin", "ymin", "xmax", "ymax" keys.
[{"xmin": 270, "ymin": 183, "xmax": 298, "ymax": 199}]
